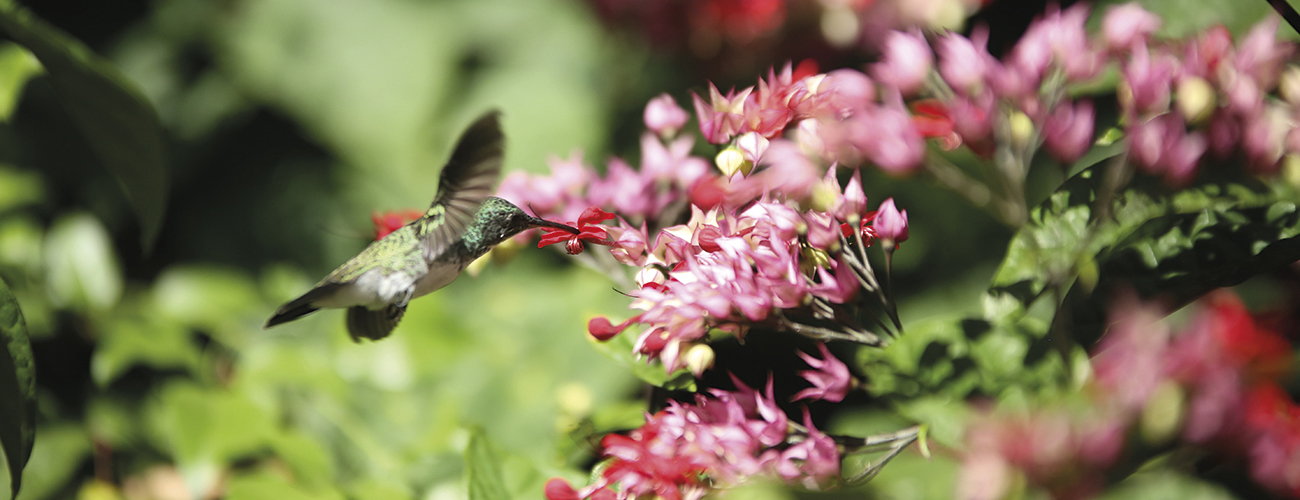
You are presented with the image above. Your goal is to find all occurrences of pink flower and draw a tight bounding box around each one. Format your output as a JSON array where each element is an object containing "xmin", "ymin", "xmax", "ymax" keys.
[
  {"xmin": 1121, "ymin": 43, "xmax": 1177, "ymax": 117},
  {"xmin": 693, "ymin": 83, "xmax": 753, "ymax": 144},
  {"xmin": 644, "ymin": 93, "xmax": 689, "ymax": 138},
  {"xmin": 874, "ymin": 198, "xmax": 908, "ymax": 246},
  {"xmin": 937, "ymin": 27, "xmax": 992, "ymax": 94},
  {"xmin": 1101, "ymin": 3, "xmax": 1161, "ymax": 52},
  {"xmin": 793, "ymin": 342, "xmax": 853, "ymax": 402},
  {"xmin": 1129, "ymin": 113, "xmax": 1208, "ymax": 186},
  {"xmin": 833, "ymin": 168, "xmax": 867, "ymax": 221},
  {"xmin": 873, "ymin": 29, "xmax": 933, "ymax": 96},
  {"xmin": 1042, "ymin": 100, "xmax": 1095, "ymax": 164}
]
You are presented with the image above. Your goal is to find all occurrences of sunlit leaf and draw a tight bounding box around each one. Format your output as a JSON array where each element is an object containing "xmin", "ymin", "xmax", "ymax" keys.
[
  {"xmin": 0, "ymin": 0, "xmax": 169, "ymax": 248},
  {"xmin": 0, "ymin": 275, "xmax": 32, "ymax": 498},
  {"xmin": 43, "ymin": 213, "xmax": 122, "ymax": 313},
  {"xmin": 0, "ymin": 42, "xmax": 40, "ymax": 122}
]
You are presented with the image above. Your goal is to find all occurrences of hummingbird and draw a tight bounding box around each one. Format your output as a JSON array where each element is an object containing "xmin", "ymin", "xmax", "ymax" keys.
[{"xmin": 265, "ymin": 110, "xmax": 579, "ymax": 341}]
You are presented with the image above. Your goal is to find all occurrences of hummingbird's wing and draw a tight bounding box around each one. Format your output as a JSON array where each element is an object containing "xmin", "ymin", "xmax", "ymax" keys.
[
  {"xmin": 346, "ymin": 304, "xmax": 406, "ymax": 341},
  {"xmin": 420, "ymin": 110, "xmax": 504, "ymax": 261}
]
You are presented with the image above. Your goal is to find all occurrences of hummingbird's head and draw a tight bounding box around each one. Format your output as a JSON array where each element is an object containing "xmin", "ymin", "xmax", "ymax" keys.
[{"xmin": 473, "ymin": 197, "xmax": 579, "ymax": 247}]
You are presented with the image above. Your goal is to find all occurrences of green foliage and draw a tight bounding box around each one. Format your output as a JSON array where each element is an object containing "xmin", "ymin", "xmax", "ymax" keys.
[
  {"xmin": 0, "ymin": 276, "xmax": 32, "ymax": 498},
  {"xmin": 0, "ymin": 0, "xmax": 169, "ymax": 248},
  {"xmin": 989, "ymin": 162, "xmax": 1300, "ymax": 318},
  {"xmin": 0, "ymin": 43, "xmax": 40, "ymax": 122},
  {"xmin": 466, "ymin": 429, "xmax": 510, "ymax": 500}
]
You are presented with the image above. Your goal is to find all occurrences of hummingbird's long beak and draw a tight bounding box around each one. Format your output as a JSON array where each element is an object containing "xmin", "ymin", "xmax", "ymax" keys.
[{"xmin": 528, "ymin": 216, "xmax": 581, "ymax": 234}]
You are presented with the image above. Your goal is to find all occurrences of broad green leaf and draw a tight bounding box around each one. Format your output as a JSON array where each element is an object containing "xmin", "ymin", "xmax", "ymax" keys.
[
  {"xmin": 0, "ymin": 275, "xmax": 32, "ymax": 499},
  {"xmin": 0, "ymin": 42, "xmax": 40, "ymax": 122},
  {"xmin": 43, "ymin": 213, "xmax": 122, "ymax": 313},
  {"xmin": 465, "ymin": 428, "xmax": 509, "ymax": 500},
  {"xmin": 586, "ymin": 331, "xmax": 695, "ymax": 391},
  {"xmin": 0, "ymin": 0, "xmax": 169, "ymax": 248}
]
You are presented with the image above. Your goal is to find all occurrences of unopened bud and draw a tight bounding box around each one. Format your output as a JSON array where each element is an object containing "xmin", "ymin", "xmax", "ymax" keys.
[
  {"xmin": 684, "ymin": 343, "xmax": 716, "ymax": 377},
  {"xmin": 1008, "ymin": 111, "xmax": 1034, "ymax": 148},
  {"xmin": 1139, "ymin": 381, "xmax": 1185, "ymax": 445},
  {"xmin": 1281, "ymin": 66, "xmax": 1300, "ymax": 105},
  {"xmin": 716, "ymin": 147, "xmax": 752, "ymax": 177},
  {"xmin": 1175, "ymin": 76, "xmax": 1216, "ymax": 124},
  {"xmin": 801, "ymin": 246, "xmax": 833, "ymax": 269},
  {"xmin": 565, "ymin": 238, "xmax": 585, "ymax": 255}
]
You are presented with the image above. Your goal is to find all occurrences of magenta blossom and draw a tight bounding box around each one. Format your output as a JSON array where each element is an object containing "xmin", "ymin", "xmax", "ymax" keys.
[
  {"xmin": 874, "ymin": 198, "xmax": 909, "ymax": 246},
  {"xmin": 644, "ymin": 93, "xmax": 690, "ymax": 138},
  {"xmin": 793, "ymin": 342, "xmax": 853, "ymax": 402}
]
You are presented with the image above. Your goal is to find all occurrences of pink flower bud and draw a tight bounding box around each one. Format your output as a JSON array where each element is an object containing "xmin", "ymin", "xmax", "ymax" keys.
[
  {"xmin": 544, "ymin": 478, "xmax": 579, "ymax": 500},
  {"xmin": 1102, "ymin": 3, "xmax": 1161, "ymax": 51},
  {"xmin": 873, "ymin": 29, "xmax": 932, "ymax": 96},
  {"xmin": 1043, "ymin": 100, "xmax": 1096, "ymax": 164},
  {"xmin": 644, "ymin": 93, "xmax": 689, "ymax": 138},
  {"xmin": 937, "ymin": 27, "xmax": 991, "ymax": 94},
  {"xmin": 875, "ymin": 198, "xmax": 909, "ymax": 245},
  {"xmin": 834, "ymin": 168, "xmax": 867, "ymax": 222}
]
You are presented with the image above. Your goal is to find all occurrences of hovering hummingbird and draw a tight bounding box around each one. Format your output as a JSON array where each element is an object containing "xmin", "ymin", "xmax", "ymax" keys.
[{"xmin": 265, "ymin": 111, "xmax": 579, "ymax": 341}]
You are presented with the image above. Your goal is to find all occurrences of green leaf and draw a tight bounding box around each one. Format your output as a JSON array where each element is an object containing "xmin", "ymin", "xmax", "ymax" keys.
[
  {"xmin": 989, "ymin": 165, "xmax": 1290, "ymax": 316},
  {"xmin": 857, "ymin": 315, "xmax": 1073, "ymax": 403},
  {"xmin": 0, "ymin": 0, "xmax": 169, "ymax": 248},
  {"xmin": 0, "ymin": 275, "xmax": 33, "ymax": 499},
  {"xmin": 465, "ymin": 428, "xmax": 509, "ymax": 500},
  {"xmin": 0, "ymin": 42, "xmax": 40, "ymax": 122},
  {"xmin": 43, "ymin": 213, "xmax": 122, "ymax": 313},
  {"xmin": 587, "ymin": 331, "xmax": 695, "ymax": 391}
]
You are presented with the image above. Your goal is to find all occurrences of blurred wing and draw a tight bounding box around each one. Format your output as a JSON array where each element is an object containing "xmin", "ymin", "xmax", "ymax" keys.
[{"xmin": 421, "ymin": 110, "xmax": 504, "ymax": 260}]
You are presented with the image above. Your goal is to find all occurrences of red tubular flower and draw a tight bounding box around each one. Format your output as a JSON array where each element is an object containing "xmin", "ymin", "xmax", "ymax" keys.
[
  {"xmin": 371, "ymin": 209, "xmax": 425, "ymax": 240},
  {"xmin": 539, "ymin": 206, "xmax": 616, "ymax": 255}
]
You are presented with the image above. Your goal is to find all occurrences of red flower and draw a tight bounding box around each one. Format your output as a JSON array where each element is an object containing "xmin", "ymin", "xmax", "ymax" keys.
[
  {"xmin": 371, "ymin": 209, "xmax": 425, "ymax": 240},
  {"xmin": 539, "ymin": 206, "xmax": 616, "ymax": 255}
]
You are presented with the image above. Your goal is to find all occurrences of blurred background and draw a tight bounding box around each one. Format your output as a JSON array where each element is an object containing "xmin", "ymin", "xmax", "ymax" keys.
[{"xmin": 0, "ymin": 0, "xmax": 1292, "ymax": 499}]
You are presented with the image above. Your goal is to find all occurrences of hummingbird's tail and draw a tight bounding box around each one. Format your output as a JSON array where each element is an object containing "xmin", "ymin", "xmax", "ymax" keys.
[
  {"xmin": 265, "ymin": 283, "xmax": 341, "ymax": 328},
  {"xmin": 265, "ymin": 301, "xmax": 319, "ymax": 328},
  {"xmin": 527, "ymin": 216, "xmax": 580, "ymax": 234}
]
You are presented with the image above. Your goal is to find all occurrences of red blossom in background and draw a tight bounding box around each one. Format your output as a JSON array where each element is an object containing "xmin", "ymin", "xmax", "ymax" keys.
[{"xmin": 371, "ymin": 209, "xmax": 424, "ymax": 240}]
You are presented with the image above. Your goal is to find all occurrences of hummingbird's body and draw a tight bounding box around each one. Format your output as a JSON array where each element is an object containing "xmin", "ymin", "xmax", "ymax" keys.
[{"xmin": 265, "ymin": 112, "xmax": 577, "ymax": 341}]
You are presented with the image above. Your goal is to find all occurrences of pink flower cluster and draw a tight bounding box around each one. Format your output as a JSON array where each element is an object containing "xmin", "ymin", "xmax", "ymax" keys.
[
  {"xmin": 588, "ymin": 186, "xmax": 905, "ymax": 373},
  {"xmin": 544, "ymin": 375, "xmax": 840, "ymax": 500},
  {"xmin": 958, "ymin": 290, "xmax": 1299, "ymax": 499},
  {"xmin": 1111, "ymin": 9, "xmax": 1297, "ymax": 184}
]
